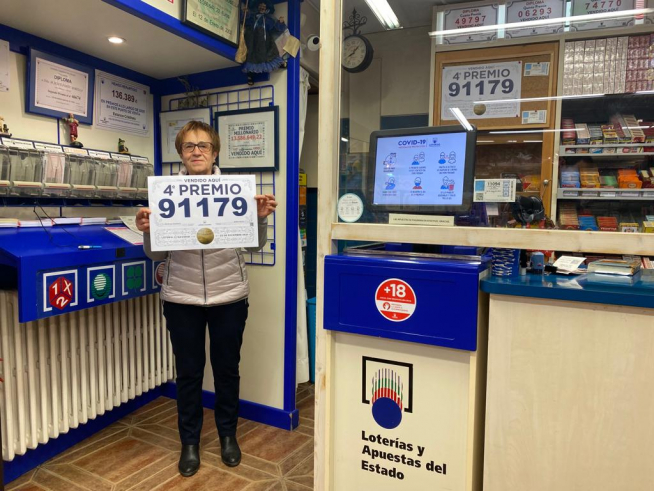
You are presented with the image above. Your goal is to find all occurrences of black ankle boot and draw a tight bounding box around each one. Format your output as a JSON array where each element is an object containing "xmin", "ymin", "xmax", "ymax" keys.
[
  {"xmin": 178, "ymin": 444, "xmax": 200, "ymax": 477},
  {"xmin": 220, "ymin": 435, "xmax": 241, "ymax": 467}
]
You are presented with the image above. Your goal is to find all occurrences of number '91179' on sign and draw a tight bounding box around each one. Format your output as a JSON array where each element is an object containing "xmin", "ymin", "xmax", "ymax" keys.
[{"xmin": 147, "ymin": 175, "xmax": 259, "ymax": 252}]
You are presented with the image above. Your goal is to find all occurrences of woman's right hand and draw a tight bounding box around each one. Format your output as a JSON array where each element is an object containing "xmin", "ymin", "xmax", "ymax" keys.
[{"xmin": 136, "ymin": 208, "xmax": 151, "ymax": 233}]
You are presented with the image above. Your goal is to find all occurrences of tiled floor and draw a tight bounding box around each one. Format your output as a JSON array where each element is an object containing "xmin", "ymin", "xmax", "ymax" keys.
[{"xmin": 7, "ymin": 383, "xmax": 315, "ymax": 491}]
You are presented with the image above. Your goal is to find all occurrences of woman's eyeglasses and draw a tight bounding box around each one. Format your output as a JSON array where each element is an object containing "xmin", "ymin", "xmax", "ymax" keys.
[{"xmin": 181, "ymin": 142, "xmax": 213, "ymax": 153}]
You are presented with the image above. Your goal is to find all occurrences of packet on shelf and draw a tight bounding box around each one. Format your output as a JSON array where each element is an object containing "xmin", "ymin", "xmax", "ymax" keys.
[
  {"xmin": 580, "ymin": 165, "xmax": 600, "ymax": 188},
  {"xmin": 598, "ymin": 216, "xmax": 618, "ymax": 232},
  {"xmin": 618, "ymin": 169, "xmax": 642, "ymax": 189}
]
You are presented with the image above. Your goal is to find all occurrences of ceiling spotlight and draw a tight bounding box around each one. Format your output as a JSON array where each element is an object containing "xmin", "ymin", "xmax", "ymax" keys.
[{"xmin": 108, "ymin": 37, "xmax": 125, "ymax": 44}]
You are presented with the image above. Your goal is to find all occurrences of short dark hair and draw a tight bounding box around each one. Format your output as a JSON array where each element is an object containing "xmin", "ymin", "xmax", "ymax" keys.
[{"xmin": 175, "ymin": 121, "xmax": 220, "ymax": 155}]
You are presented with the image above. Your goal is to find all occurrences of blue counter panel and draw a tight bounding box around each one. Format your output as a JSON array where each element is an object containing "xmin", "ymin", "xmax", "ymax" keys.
[
  {"xmin": 0, "ymin": 227, "xmax": 164, "ymax": 323},
  {"xmin": 324, "ymin": 254, "xmax": 489, "ymax": 351},
  {"xmin": 481, "ymin": 274, "xmax": 654, "ymax": 310}
]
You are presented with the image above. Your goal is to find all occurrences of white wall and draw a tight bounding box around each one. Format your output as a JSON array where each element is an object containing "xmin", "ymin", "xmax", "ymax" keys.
[
  {"xmin": 300, "ymin": 2, "xmax": 321, "ymax": 77},
  {"xmin": 161, "ymin": 70, "xmax": 289, "ymax": 411},
  {"xmin": 345, "ymin": 25, "xmax": 432, "ymax": 149},
  {"xmin": 300, "ymin": 94, "xmax": 318, "ymax": 188}
]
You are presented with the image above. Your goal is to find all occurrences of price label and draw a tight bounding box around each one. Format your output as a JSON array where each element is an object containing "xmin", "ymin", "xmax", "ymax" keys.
[
  {"xmin": 88, "ymin": 150, "xmax": 111, "ymax": 159},
  {"xmin": 441, "ymin": 61, "xmax": 522, "ymax": 121},
  {"xmin": 148, "ymin": 175, "xmax": 258, "ymax": 252},
  {"xmin": 34, "ymin": 142, "xmax": 64, "ymax": 153},
  {"xmin": 474, "ymin": 179, "xmax": 517, "ymax": 202},
  {"xmin": 571, "ymin": 0, "xmax": 635, "ymax": 30},
  {"xmin": 506, "ymin": 0, "xmax": 565, "ymax": 37},
  {"xmin": 443, "ymin": 5, "xmax": 499, "ymax": 44},
  {"xmin": 2, "ymin": 138, "xmax": 35, "ymax": 150}
]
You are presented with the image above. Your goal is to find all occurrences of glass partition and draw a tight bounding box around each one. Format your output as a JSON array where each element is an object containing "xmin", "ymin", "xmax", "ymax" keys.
[{"xmin": 336, "ymin": 0, "xmax": 654, "ymax": 233}]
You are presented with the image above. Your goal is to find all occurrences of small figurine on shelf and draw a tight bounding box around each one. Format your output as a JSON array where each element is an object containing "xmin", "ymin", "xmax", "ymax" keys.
[
  {"xmin": 0, "ymin": 116, "xmax": 11, "ymax": 137},
  {"xmin": 242, "ymin": 0, "xmax": 287, "ymax": 85},
  {"xmin": 62, "ymin": 113, "xmax": 83, "ymax": 148},
  {"xmin": 118, "ymin": 138, "xmax": 130, "ymax": 154}
]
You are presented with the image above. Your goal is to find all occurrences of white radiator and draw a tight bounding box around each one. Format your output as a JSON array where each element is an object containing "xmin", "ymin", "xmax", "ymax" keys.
[{"xmin": 0, "ymin": 291, "xmax": 174, "ymax": 461}]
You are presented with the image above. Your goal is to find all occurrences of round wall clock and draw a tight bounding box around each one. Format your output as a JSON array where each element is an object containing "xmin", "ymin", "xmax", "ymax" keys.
[{"xmin": 342, "ymin": 34, "xmax": 374, "ymax": 73}]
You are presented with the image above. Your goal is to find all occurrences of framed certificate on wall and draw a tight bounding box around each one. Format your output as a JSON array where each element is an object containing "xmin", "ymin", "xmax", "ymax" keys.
[
  {"xmin": 215, "ymin": 106, "xmax": 279, "ymax": 172},
  {"xmin": 182, "ymin": 0, "xmax": 240, "ymax": 47},
  {"xmin": 159, "ymin": 107, "xmax": 212, "ymax": 163},
  {"xmin": 27, "ymin": 49, "xmax": 94, "ymax": 124}
]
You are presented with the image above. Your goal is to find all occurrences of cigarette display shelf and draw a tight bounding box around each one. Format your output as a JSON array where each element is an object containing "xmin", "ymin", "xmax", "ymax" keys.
[
  {"xmin": 560, "ymin": 145, "xmax": 654, "ymax": 156},
  {"xmin": 557, "ymin": 189, "xmax": 654, "ymax": 200}
]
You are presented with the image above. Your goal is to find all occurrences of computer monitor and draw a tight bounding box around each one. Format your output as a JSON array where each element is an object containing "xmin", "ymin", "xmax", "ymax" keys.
[{"xmin": 368, "ymin": 125, "xmax": 477, "ymax": 214}]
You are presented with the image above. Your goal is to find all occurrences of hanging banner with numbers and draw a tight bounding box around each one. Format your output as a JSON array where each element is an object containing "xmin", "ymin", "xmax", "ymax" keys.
[
  {"xmin": 441, "ymin": 61, "xmax": 522, "ymax": 121},
  {"xmin": 94, "ymin": 70, "xmax": 150, "ymax": 136},
  {"xmin": 148, "ymin": 175, "xmax": 258, "ymax": 251},
  {"xmin": 443, "ymin": 4, "xmax": 499, "ymax": 44},
  {"xmin": 506, "ymin": 0, "xmax": 566, "ymax": 38},
  {"xmin": 571, "ymin": 0, "xmax": 636, "ymax": 31}
]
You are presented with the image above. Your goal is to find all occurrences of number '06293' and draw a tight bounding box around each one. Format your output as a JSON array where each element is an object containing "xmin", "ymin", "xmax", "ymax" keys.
[{"xmin": 158, "ymin": 197, "xmax": 248, "ymax": 218}]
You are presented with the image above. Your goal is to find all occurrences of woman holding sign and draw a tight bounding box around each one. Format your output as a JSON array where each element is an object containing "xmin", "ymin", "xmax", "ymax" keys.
[{"xmin": 136, "ymin": 121, "xmax": 277, "ymax": 477}]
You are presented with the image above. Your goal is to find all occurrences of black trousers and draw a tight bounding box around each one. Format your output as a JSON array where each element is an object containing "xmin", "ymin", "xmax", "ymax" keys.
[{"xmin": 163, "ymin": 299, "xmax": 248, "ymax": 444}]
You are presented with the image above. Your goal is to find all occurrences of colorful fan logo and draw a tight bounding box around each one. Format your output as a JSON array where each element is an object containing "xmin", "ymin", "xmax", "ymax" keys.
[
  {"xmin": 371, "ymin": 368, "xmax": 405, "ymax": 429},
  {"xmin": 362, "ymin": 357, "xmax": 414, "ymax": 431}
]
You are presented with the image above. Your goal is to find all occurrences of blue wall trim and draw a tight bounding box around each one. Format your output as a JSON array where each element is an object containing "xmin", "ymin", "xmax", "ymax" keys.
[
  {"xmin": 156, "ymin": 67, "xmax": 269, "ymax": 96},
  {"xmin": 163, "ymin": 383, "xmax": 300, "ymax": 431},
  {"xmin": 102, "ymin": 0, "xmax": 236, "ymax": 61},
  {"xmin": 3, "ymin": 387, "xmax": 166, "ymax": 486},
  {"xmin": 0, "ymin": 24, "xmax": 158, "ymax": 90},
  {"xmin": 200, "ymin": 390, "xmax": 299, "ymax": 431},
  {"xmin": 283, "ymin": 0, "xmax": 301, "ymax": 416}
]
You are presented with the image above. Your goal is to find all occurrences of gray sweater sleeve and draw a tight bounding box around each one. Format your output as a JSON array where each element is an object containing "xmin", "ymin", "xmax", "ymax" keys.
[
  {"xmin": 142, "ymin": 232, "xmax": 168, "ymax": 261},
  {"xmin": 244, "ymin": 216, "xmax": 268, "ymax": 253}
]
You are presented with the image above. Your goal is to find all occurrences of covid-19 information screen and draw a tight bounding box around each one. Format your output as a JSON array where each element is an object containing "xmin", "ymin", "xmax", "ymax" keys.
[{"xmin": 372, "ymin": 132, "xmax": 468, "ymax": 207}]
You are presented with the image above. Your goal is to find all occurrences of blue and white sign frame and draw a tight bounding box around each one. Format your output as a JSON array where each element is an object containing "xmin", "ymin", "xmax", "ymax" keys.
[
  {"xmin": 87, "ymin": 265, "xmax": 117, "ymax": 303},
  {"xmin": 27, "ymin": 49, "xmax": 94, "ymax": 124}
]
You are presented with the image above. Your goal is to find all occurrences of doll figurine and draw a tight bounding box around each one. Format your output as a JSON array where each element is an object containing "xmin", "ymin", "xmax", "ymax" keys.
[
  {"xmin": 62, "ymin": 113, "xmax": 83, "ymax": 148},
  {"xmin": 118, "ymin": 138, "xmax": 129, "ymax": 154},
  {"xmin": 242, "ymin": 0, "xmax": 287, "ymax": 85},
  {"xmin": 0, "ymin": 116, "xmax": 11, "ymax": 137}
]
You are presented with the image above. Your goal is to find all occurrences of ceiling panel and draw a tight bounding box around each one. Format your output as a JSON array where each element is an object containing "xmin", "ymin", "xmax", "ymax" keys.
[{"xmin": 0, "ymin": 0, "xmax": 237, "ymax": 80}]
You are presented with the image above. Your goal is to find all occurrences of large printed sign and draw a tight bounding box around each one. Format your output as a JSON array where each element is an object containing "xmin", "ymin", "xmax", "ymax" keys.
[
  {"xmin": 94, "ymin": 70, "xmax": 150, "ymax": 136},
  {"xmin": 506, "ymin": 0, "xmax": 566, "ymax": 37},
  {"xmin": 443, "ymin": 4, "xmax": 499, "ymax": 44},
  {"xmin": 148, "ymin": 175, "xmax": 258, "ymax": 251},
  {"xmin": 571, "ymin": 0, "xmax": 635, "ymax": 30},
  {"xmin": 441, "ymin": 61, "xmax": 522, "ymax": 121}
]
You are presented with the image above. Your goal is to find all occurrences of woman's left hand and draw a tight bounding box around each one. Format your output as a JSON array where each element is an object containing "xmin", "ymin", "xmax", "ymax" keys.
[{"xmin": 255, "ymin": 194, "xmax": 278, "ymax": 218}]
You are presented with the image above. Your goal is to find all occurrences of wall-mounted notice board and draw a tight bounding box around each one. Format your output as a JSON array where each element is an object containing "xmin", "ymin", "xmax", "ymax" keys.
[{"xmin": 434, "ymin": 42, "xmax": 559, "ymax": 131}]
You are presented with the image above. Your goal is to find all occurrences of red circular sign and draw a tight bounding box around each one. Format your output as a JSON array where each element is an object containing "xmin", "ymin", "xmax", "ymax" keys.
[{"xmin": 375, "ymin": 278, "xmax": 417, "ymax": 322}]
